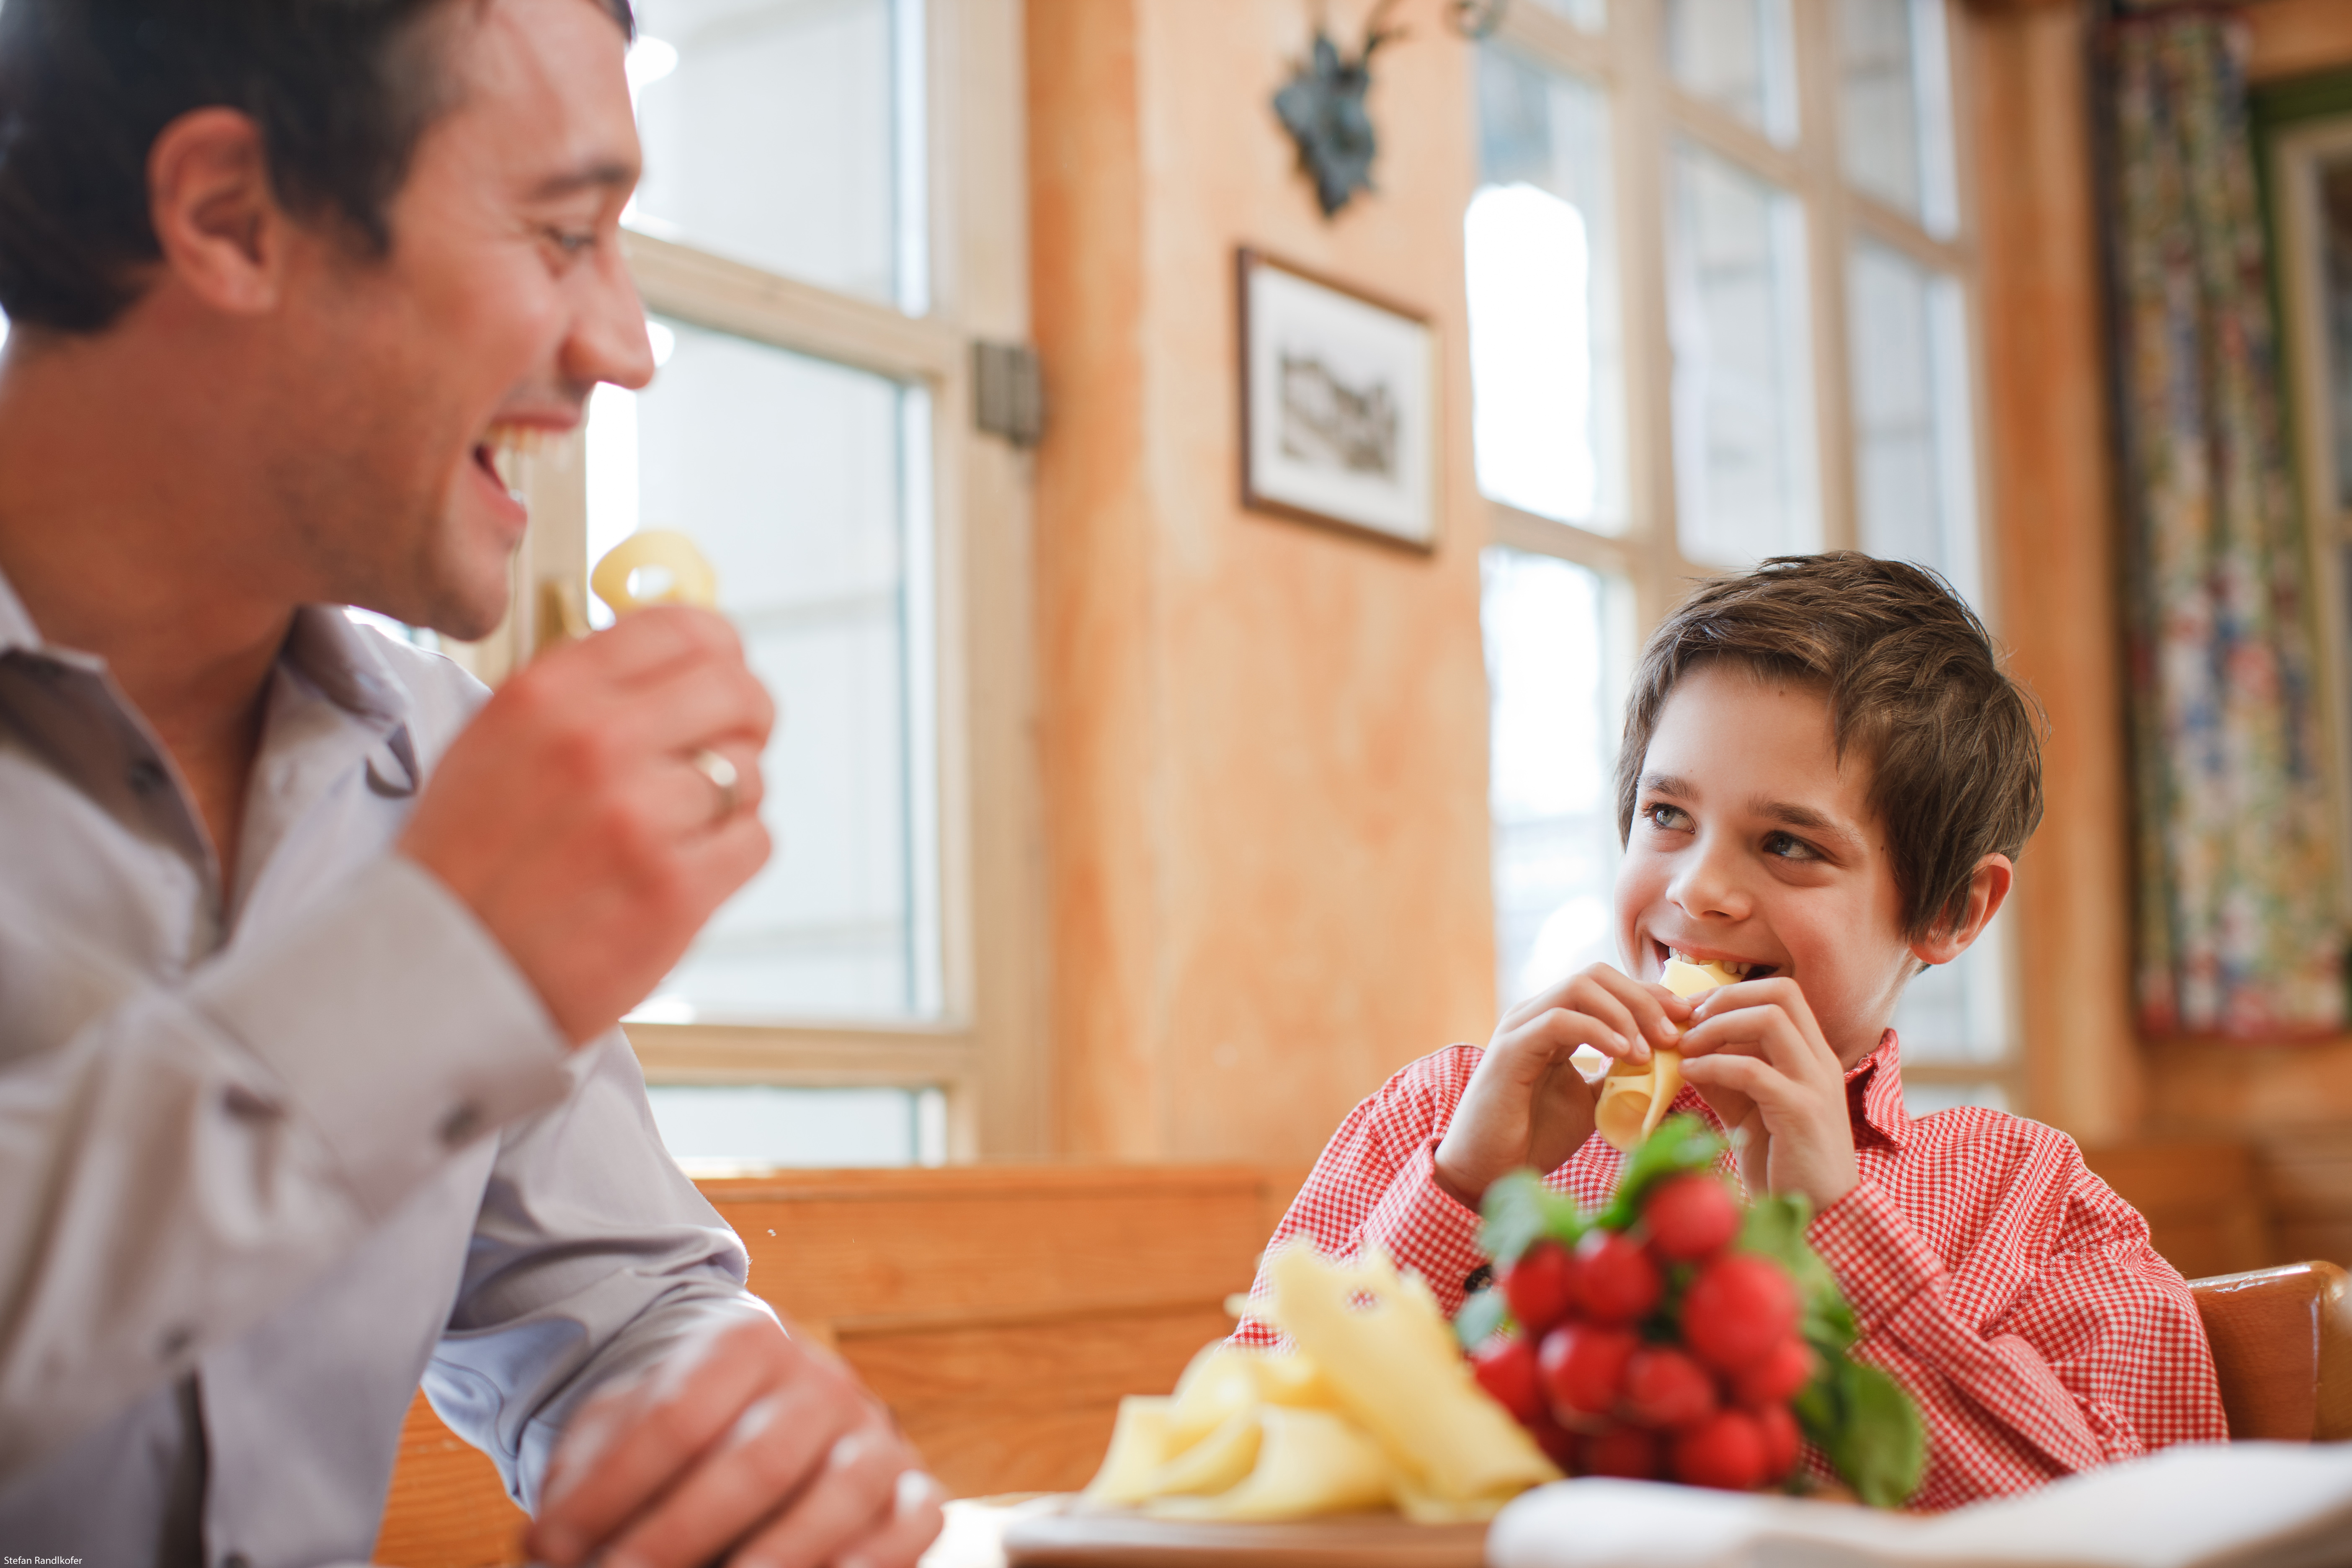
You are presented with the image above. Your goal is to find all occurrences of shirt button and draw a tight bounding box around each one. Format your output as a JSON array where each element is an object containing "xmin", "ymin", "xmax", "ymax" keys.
[
  {"xmin": 158, "ymin": 1323, "xmax": 194, "ymax": 1359},
  {"xmin": 221, "ymin": 1085, "xmax": 280, "ymax": 1122},
  {"xmin": 225, "ymin": 1554, "xmax": 253, "ymax": 1568},
  {"xmin": 438, "ymin": 1102, "xmax": 484, "ymax": 1146},
  {"xmin": 126, "ymin": 758, "xmax": 168, "ymax": 797}
]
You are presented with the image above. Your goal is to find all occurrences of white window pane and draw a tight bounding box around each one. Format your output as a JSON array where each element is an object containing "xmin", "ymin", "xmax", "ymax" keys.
[
  {"xmin": 1527, "ymin": 0, "xmax": 1607, "ymax": 30},
  {"xmin": 1483, "ymin": 548, "xmax": 1631, "ymax": 1010},
  {"xmin": 1890, "ymin": 931, "xmax": 2010, "ymax": 1065},
  {"xmin": 1837, "ymin": 0, "xmax": 1959, "ymax": 234},
  {"xmin": 1663, "ymin": 0, "xmax": 1797, "ymax": 144},
  {"xmin": 647, "ymin": 1085, "xmax": 947, "ymax": 1172},
  {"xmin": 1901, "ymin": 1080, "xmax": 2010, "ymax": 1117},
  {"xmin": 1848, "ymin": 240, "xmax": 1978, "ymax": 602},
  {"xmin": 590, "ymin": 317, "xmax": 942, "ymax": 1024},
  {"xmin": 629, "ymin": 0, "xmax": 926, "ymax": 312},
  {"xmin": 1470, "ymin": 49, "xmax": 1625, "ymax": 533},
  {"xmin": 1667, "ymin": 144, "xmax": 1818, "ymax": 566}
]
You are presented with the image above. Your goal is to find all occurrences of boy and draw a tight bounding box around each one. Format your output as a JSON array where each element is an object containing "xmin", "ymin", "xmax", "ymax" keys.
[{"xmin": 1235, "ymin": 554, "xmax": 2226, "ymax": 1511}]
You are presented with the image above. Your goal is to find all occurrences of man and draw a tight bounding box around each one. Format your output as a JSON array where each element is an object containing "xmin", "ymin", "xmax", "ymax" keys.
[{"xmin": 0, "ymin": 2, "xmax": 944, "ymax": 1565}]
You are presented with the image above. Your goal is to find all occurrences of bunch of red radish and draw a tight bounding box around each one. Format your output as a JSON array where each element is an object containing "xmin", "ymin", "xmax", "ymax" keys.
[{"xmin": 1470, "ymin": 1173, "xmax": 1813, "ymax": 1491}]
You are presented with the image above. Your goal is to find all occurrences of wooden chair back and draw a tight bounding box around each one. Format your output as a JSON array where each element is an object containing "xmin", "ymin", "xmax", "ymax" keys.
[
  {"xmin": 374, "ymin": 1163, "xmax": 1300, "ymax": 1568},
  {"xmin": 2187, "ymin": 1260, "xmax": 2352, "ymax": 1442},
  {"xmin": 2079, "ymin": 1140, "xmax": 2275, "ymax": 1280}
]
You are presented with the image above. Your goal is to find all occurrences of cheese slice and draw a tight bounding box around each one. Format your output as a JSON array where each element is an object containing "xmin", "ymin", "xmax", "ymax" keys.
[
  {"xmin": 1145, "ymin": 1407, "xmax": 1393, "ymax": 1522},
  {"xmin": 591, "ymin": 529, "xmax": 719, "ymax": 616},
  {"xmin": 1592, "ymin": 956, "xmax": 1744, "ymax": 1153},
  {"xmin": 1084, "ymin": 1397, "xmax": 1176, "ymax": 1505},
  {"xmin": 1262, "ymin": 1247, "xmax": 1557, "ymax": 1510}
]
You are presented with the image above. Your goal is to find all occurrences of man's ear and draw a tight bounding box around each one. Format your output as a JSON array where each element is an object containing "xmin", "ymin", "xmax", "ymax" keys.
[
  {"xmin": 147, "ymin": 107, "xmax": 286, "ymax": 315},
  {"xmin": 1911, "ymin": 853, "xmax": 2014, "ymax": 967}
]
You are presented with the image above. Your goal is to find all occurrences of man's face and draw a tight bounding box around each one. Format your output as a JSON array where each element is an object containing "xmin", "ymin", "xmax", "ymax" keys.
[
  {"xmin": 1613, "ymin": 662, "xmax": 1921, "ymax": 1069},
  {"xmin": 263, "ymin": 0, "xmax": 652, "ymax": 638}
]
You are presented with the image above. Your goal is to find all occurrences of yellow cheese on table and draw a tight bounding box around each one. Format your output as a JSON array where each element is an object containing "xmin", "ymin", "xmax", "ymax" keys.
[
  {"xmin": 1145, "ymin": 1408, "xmax": 1393, "ymax": 1522},
  {"xmin": 1148, "ymin": 1405, "xmax": 1263, "ymax": 1497},
  {"xmin": 1085, "ymin": 1398, "xmax": 1176, "ymax": 1506},
  {"xmin": 1262, "ymin": 1247, "xmax": 1557, "ymax": 1514}
]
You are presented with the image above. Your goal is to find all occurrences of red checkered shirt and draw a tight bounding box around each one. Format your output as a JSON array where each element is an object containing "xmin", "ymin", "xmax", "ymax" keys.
[{"xmin": 1231, "ymin": 1033, "xmax": 2228, "ymax": 1511}]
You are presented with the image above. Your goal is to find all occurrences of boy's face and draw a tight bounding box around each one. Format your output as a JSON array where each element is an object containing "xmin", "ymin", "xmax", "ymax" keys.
[{"xmin": 1614, "ymin": 662, "xmax": 1921, "ymax": 1070}]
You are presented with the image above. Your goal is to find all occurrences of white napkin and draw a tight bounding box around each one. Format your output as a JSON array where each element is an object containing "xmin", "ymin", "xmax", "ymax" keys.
[{"xmin": 1486, "ymin": 1443, "xmax": 2352, "ymax": 1568}]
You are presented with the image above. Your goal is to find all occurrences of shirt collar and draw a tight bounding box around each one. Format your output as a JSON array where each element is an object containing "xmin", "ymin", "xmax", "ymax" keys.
[
  {"xmin": 1844, "ymin": 1030, "xmax": 1908, "ymax": 1149},
  {"xmin": 281, "ymin": 604, "xmax": 412, "ymax": 729},
  {"xmin": 0, "ymin": 562, "xmax": 411, "ymax": 729}
]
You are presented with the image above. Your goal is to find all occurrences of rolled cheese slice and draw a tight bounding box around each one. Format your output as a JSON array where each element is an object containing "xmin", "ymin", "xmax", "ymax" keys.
[
  {"xmin": 591, "ymin": 529, "xmax": 719, "ymax": 616},
  {"xmin": 1145, "ymin": 1407, "xmax": 1393, "ymax": 1522},
  {"xmin": 1592, "ymin": 957, "xmax": 1744, "ymax": 1153}
]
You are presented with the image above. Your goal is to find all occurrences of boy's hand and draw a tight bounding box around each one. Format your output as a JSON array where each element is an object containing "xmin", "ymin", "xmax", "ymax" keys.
[
  {"xmin": 1675, "ymin": 977, "xmax": 1858, "ymax": 1211},
  {"xmin": 1434, "ymin": 964, "xmax": 1692, "ymax": 1209}
]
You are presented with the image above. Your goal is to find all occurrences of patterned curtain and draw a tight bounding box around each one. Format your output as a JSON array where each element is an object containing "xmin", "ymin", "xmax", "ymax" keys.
[{"xmin": 2112, "ymin": 7, "xmax": 2344, "ymax": 1038}]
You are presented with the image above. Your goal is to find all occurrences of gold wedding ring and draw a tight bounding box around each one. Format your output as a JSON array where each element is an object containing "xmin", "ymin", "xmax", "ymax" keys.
[{"xmin": 690, "ymin": 748, "xmax": 740, "ymax": 824}]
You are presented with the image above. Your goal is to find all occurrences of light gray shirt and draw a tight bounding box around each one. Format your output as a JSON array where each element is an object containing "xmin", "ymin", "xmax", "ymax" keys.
[{"xmin": 0, "ymin": 572, "xmax": 764, "ymax": 1567}]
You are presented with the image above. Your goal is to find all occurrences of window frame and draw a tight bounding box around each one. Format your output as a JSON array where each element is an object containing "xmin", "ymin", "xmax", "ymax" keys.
[
  {"xmin": 1481, "ymin": 0, "xmax": 2020, "ymax": 1107},
  {"xmin": 450, "ymin": 0, "xmax": 1045, "ymax": 1161}
]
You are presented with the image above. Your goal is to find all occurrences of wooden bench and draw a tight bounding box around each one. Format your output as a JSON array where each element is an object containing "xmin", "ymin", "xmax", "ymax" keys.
[{"xmin": 373, "ymin": 1163, "xmax": 1301, "ymax": 1568}]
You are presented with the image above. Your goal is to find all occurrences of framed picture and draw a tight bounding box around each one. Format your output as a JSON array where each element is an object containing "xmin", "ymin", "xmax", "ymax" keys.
[{"xmin": 1238, "ymin": 249, "xmax": 1439, "ymax": 550}]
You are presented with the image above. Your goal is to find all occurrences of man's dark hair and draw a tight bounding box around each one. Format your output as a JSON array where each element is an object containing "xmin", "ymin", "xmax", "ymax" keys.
[
  {"xmin": 0, "ymin": 0, "xmax": 636, "ymax": 333},
  {"xmin": 1612, "ymin": 552, "xmax": 2046, "ymax": 942}
]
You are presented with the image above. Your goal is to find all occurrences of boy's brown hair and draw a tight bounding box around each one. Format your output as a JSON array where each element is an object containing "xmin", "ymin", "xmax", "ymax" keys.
[{"xmin": 1612, "ymin": 552, "xmax": 2044, "ymax": 941}]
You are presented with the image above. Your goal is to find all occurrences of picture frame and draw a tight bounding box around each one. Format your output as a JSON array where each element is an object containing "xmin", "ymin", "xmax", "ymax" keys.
[{"xmin": 1237, "ymin": 248, "xmax": 1439, "ymax": 551}]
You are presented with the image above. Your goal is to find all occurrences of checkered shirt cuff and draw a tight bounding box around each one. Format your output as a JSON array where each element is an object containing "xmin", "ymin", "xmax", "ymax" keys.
[
  {"xmin": 1807, "ymin": 1179, "xmax": 1945, "ymax": 1339},
  {"xmin": 1361, "ymin": 1137, "xmax": 1490, "ymax": 1315}
]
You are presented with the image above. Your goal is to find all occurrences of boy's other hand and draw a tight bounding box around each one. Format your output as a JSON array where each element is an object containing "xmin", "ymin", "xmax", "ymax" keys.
[
  {"xmin": 1675, "ymin": 977, "xmax": 1859, "ymax": 1212},
  {"xmin": 1434, "ymin": 963, "xmax": 1692, "ymax": 1210}
]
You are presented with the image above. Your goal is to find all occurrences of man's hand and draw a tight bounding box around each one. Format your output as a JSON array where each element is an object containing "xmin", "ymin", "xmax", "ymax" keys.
[
  {"xmin": 1674, "ymin": 977, "xmax": 1859, "ymax": 1211},
  {"xmin": 398, "ymin": 607, "xmax": 775, "ymax": 1045},
  {"xmin": 526, "ymin": 1316, "xmax": 944, "ymax": 1568},
  {"xmin": 1434, "ymin": 964, "xmax": 1692, "ymax": 1209}
]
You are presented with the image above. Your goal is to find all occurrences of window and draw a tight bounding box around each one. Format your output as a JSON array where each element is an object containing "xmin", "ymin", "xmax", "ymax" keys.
[
  {"xmin": 452, "ymin": 0, "xmax": 1038, "ymax": 1164},
  {"xmin": 1471, "ymin": 0, "xmax": 2014, "ymax": 1113}
]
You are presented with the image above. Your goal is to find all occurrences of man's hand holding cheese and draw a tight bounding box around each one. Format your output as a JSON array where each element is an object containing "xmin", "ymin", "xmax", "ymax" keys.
[{"xmin": 1243, "ymin": 556, "xmax": 2228, "ymax": 1513}]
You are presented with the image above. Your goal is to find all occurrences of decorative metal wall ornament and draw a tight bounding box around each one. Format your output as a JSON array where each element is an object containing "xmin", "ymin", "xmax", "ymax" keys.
[
  {"xmin": 1271, "ymin": 0, "xmax": 1406, "ymax": 218},
  {"xmin": 1447, "ymin": 0, "xmax": 1509, "ymax": 39}
]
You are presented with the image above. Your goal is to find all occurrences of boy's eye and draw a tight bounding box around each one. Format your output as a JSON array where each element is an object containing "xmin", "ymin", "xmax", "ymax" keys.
[
  {"xmin": 544, "ymin": 227, "xmax": 596, "ymax": 258},
  {"xmin": 1643, "ymin": 802, "xmax": 1690, "ymax": 832},
  {"xmin": 1761, "ymin": 830, "xmax": 1821, "ymax": 862}
]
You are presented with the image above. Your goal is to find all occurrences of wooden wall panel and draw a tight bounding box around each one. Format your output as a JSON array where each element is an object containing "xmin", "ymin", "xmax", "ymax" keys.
[
  {"xmin": 2081, "ymin": 1141, "xmax": 2277, "ymax": 1280},
  {"xmin": 2248, "ymin": 0, "xmax": 2352, "ymax": 85},
  {"xmin": 2264, "ymin": 1133, "xmax": 2352, "ymax": 1269},
  {"xmin": 1964, "ymin": 0, "xmax": 2144, "ymax": 1141}
]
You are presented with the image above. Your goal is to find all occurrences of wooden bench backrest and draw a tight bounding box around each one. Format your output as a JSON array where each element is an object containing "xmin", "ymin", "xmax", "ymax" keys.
[
  {"xmin": 2187, "ymin": 1259, "xmax": 2352, "ymax": 1443},
  {"xmin": 702, "ymin": 1164, "xmax": 1286, "ymax": 1493},
  {"xmin": 2079, "ymin": 1140, "xmax": 2276, "ymax": 1281}
]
